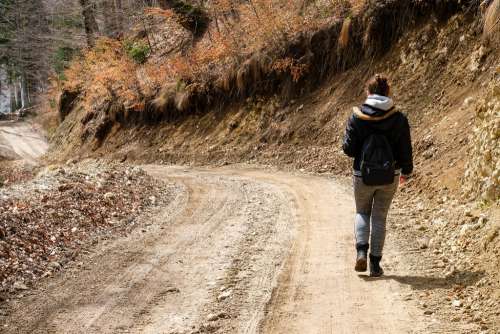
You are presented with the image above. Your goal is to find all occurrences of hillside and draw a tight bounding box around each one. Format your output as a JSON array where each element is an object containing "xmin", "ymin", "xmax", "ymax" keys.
[
  {"xmin": 50, "ymin": 0, "xmax": 499, "ymax": 328},
  {"xmin": 1, "ymin": 0, "xmax": 499, "ymax": 333},
  {"xmin": 50, "ymin": 1, "xmax": 496, "ymax": 190}
]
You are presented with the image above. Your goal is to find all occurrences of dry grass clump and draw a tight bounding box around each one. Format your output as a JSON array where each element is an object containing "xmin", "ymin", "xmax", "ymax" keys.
[
  {"xmin": 483, "ymin": 0, "xmax": 500, "ymax": 44},
  {"xmin": 339, "ymin": 17, "xmax": 352, "ymax": 48}
]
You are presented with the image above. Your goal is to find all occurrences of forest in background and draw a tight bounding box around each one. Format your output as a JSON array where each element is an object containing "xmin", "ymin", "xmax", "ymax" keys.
[
  {"xmin": 0, "ymin": 0, "xmax": 198, "ymax": 114},
  {"xmin": 0, "ymin": 0, "xmax": 363, "ymax": 116}
]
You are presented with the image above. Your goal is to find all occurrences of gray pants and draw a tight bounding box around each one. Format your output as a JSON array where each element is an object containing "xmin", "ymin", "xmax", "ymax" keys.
[{"xmin": 353, "ymin": 176, "xmax": 398, "ymax": 257}]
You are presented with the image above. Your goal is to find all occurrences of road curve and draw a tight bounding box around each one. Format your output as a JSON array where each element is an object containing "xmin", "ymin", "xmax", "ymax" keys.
[
  {"xmin": 0, "ymin": 121, "xmax": 48, "ymax": 163},
  {"xmin": 1, "ymin": 166, "xmax": 425, "ymax": 333}
]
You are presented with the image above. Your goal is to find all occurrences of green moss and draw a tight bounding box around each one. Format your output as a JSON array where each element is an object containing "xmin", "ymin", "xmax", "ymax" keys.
[
  {"xmin": 49, "ymin": 98, "xmax": 57, "ymax": 110},
  {"xmin": 175, "ymin": 79, "xmax": 186, "ymax": 92}
]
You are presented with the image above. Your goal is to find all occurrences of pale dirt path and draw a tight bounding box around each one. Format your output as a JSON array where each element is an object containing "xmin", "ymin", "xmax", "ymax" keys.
[
  {"xmin": 212, "ymin": 168, "xmax": 426, "ymax": 334},
  {"xmin": 0, "ymin": 121, "xmax": 48, "ymax": 163},
  {"xmin": 1, "ymin": 165, "xmax": 427, "ymax": 334}
]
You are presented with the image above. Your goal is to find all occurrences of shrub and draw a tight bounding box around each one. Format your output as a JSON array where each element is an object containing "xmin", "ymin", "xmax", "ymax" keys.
[
  {"xmin": 61, "ymin": 1, "xmax": 366, "ymax": 115},
  {"xmin": 63, "ymin": 38, "xmax": 140, "ymax": 110},
  {"xmin": 53, "ymin": 46, "xmax": 76, "ymax": 81},
  {"xmin": 123, "ymin": 40, "xmax": 150, "ymax": 64},
  {"xmin": 273, "ymin": 57, "xmax": 309, "ymax": 82}
]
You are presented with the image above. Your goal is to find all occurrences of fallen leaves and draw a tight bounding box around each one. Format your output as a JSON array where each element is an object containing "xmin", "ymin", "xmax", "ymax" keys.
[{"xmin": 0, "ymin": 160, "xmax": 169, "ymax": 296}]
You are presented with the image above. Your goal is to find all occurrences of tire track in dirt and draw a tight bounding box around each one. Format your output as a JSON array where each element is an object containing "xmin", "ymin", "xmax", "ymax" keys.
[
  {"xmin": 1, "ymin": 166, "xmax": 295, "ymax": 334},
  {"xmin": 1, "ymin": 165, "xmax": 429, "ymax": 333},
  {"xmin": 251, "ymin": 171, "xmax": 424, "ymax": 334}
]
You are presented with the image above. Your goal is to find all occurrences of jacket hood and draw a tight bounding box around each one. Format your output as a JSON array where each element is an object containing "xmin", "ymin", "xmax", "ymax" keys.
[
  {"xmin": 352, "ymin": 94, "xmax": 398, "ymax": 130},
  {"xmin": 358, "ymin": 95, "xmax": 395, "ymax": 119},
  {"xmin": 364, "ymin": 94, "xmax": 394, "ymax": 111},
  {"xmin": 353, "ymin": 100, "xmax": 400, "ymax": 131}
]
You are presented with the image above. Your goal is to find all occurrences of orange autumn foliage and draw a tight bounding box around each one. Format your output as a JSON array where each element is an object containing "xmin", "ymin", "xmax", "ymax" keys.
[
  {"xmin": 63, "ymin": 1, "xmax": 366, "ymax": 109},
  {"xmin": 65, "ymin": 38, "xmax": 140, "ymax": 107}
]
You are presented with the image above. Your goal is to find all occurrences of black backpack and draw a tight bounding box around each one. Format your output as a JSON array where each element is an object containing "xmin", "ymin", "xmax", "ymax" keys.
[{"xmin": 360, "ymin": 133, "xmax": 395, "ymax": 186}]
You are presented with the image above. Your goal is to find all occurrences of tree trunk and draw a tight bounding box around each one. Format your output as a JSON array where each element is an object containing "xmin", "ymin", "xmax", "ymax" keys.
[
  {"xmin": 101, "ymin": 0, "xmax": 113, "ymax": 35},
  {"xmin": 14, "ymin": 80, "xmax": 21, "ymax": 110},
  {"xmin": 101, "ymin": 0, "xmax": 124, "ymax": 37},
  {"xmin": 10, "ymin": 83, "xmax": 16, "ymax": 113},
  {"xmin": 79, "ymin": 0, "xmax": 100, "ymax": 47},
  {"xmin": 114, "ymin": 0, "xmax": 123, "ymax": 32},
  {"xmin": 144, "ymin": 0, "xmax": 158, "ymax": 6},
  {"xmin": 20, "ymin": 74, "xmax": 29, "ymax": 109}
]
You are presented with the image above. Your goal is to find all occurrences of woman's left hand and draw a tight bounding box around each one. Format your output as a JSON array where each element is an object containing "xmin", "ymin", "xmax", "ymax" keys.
[{"xmin": 399, "ymin": 175, "xmax": 408, "ymax": 186}]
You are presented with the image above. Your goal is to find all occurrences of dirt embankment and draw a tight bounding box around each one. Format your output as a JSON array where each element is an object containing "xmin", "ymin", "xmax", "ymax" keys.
[
  {"xmin": 49, "ymin": 3, "xmax": 496, "ymax": 190},
  {"xmin": 50, "ymin": 1, "xmax": 484, "ymax": 161}
]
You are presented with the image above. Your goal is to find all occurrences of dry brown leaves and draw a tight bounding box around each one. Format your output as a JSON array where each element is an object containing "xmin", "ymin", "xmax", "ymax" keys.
[{"xmin": 0, "ymin": 161, "xmax": 171, "ymax": 297}]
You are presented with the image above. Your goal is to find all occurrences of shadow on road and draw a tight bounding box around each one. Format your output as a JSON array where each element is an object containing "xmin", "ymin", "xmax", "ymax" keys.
[{"xmin": 358, "ymin": 271, "xmax": 485, "ymax": 290}]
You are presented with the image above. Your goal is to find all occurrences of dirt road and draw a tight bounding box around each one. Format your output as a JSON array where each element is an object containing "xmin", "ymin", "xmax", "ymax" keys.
[
  {"xmin": 0, "ymin": 121, "xmax": 48, "ymax": 163},
  {"xmin": 2, "ymin": 166, "xmax": 427, "ymax": 333}
]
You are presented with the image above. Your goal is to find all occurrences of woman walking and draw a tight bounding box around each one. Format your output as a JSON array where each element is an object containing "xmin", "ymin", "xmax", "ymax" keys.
[{"xmin": 342, "ymin": 74, "xmax": 413, "ymax": 277}]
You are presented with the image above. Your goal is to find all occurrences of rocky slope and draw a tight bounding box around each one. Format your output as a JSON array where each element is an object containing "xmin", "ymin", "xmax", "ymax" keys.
[{"xmin": 464, "ymin": 79, "xmax": 500, "ymax": 203}]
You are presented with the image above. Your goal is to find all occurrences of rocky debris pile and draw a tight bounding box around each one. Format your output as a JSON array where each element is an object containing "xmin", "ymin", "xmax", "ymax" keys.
[
  {"xmin": 0, "ymin": 161, "xmax": 37, "ymax": 188},
  {"xmin": 391, "ymin": 189, "xmax": 499, "ymax": 333},
  {"xmin": 464, "ymin": 78, "xmax": 500, "ymax": 203},
  {"xmin": 0, "ymin": 160, "xmax": 172, "ymax": 299}
]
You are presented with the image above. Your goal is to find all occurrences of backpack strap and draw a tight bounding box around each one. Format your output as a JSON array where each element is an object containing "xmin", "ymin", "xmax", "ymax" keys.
[{"xmin": 353, "ymin": 106, "xmax": 397, "ymax": 121}]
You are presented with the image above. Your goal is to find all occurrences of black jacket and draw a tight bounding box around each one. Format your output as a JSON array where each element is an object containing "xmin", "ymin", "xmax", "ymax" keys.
[{"xmin": 342, "ymin": 104, "xmax": 413, "ymax": 176}]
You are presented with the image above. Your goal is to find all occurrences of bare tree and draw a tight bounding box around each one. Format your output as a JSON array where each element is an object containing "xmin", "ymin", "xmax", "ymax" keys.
[
  {"xmin": 0, "ymin": 0, "xmax": 88, "ymax": 113},
  {"xmin": 79, "ymin": 0, "xmax": 99, "ymax": 47},
  {"xmin": 114, "ymin": 0, "xmax": 124, "ymax": 32},
  {"xmin": 0, "ymin": 0, "xmax": 53, "ymax": 111}
]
